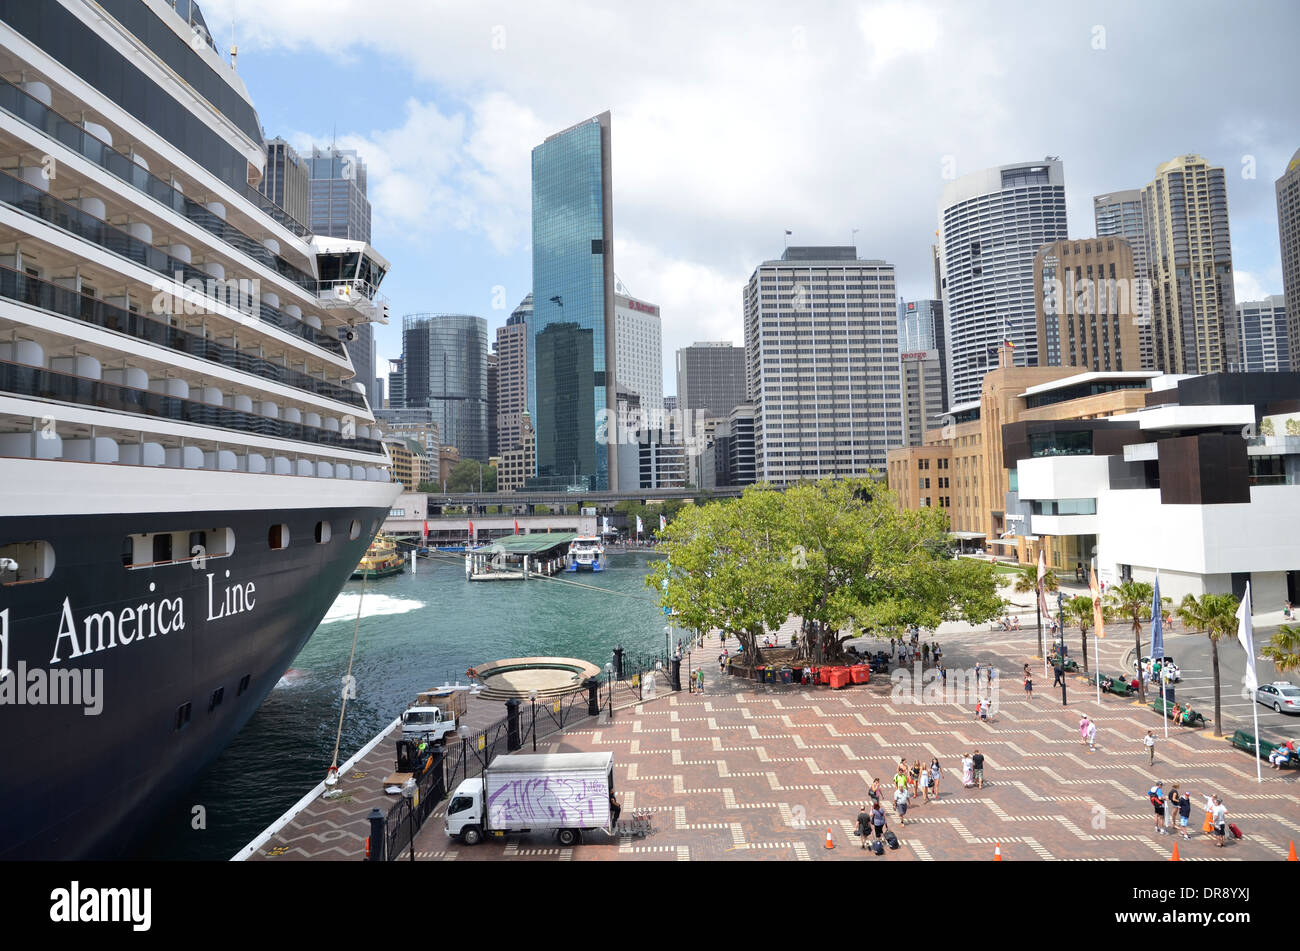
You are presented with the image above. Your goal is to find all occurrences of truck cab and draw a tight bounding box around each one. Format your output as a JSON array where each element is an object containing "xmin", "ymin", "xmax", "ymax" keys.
[
  {"xmin": 400, "ymin": 704, "xmax": 457, "ymax": 741},
  {"xmin": 444, "ymin": 778, "xmax": 486, "ymax": 844}
]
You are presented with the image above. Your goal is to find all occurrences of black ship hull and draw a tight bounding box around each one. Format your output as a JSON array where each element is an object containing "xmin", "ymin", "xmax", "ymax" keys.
[{"xmin": 0, "ymin": 503, "xmax": 390, "ymax": 860}]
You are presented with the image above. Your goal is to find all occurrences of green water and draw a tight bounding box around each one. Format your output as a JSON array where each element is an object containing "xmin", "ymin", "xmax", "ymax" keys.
[{"xmin": 134, "ymin": 549, "xmax": 671, "ymax": 859}]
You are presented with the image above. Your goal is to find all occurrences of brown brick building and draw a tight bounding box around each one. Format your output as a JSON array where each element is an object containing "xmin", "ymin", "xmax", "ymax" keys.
[{"xmin": 1034, "ymin": 238, "xmax": 1143, "ymax": 373}]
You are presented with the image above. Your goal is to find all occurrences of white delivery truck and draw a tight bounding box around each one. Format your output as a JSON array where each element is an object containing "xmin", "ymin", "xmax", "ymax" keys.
[
  {"xmin": 400, "ymin": 704, "xmax": 458, "ymax": 742},
  {"xmin": 444, "ymin": 751, "xmax": 614, "ymax": 846}
]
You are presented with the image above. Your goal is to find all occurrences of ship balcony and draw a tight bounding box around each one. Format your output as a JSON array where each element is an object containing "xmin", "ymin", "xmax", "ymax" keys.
[
  {"xmin": 0, "ymin": 338, "xmax": 386, "ymax": 458},
  {"xmin": 0, "ymin": 263, "xmax": 367, "ymax": 412},
  {"xmin": 0, "ymin": 165, "xmax": 353, "ymax": 363},
  {"xmin": 0, "ymin": 404, "xmax": 391, "ymax": 483}
]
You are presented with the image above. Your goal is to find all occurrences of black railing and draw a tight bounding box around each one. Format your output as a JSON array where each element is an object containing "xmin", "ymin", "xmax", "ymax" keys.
[
  {"xmin": 0, "ymin": 360, "xmax": 384, "ymax": 455},
  {"xmin": 0, "ymin": 75, "xmax": 316, "ymax": 257},
  {"xmin": 0, "ymin": 265, "xmax": 366, "ymax": 410},
  {"xmin": 0, "ymin": 168, "xmax": 345, "ymax": 357}
]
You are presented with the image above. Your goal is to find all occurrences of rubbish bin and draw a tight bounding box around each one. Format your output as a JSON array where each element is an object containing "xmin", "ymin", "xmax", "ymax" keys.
[
  {"xmin": 781, "ymin": 667, "xmax": 793, "ymax": 685},
  {"xmin": 851, "ymin": 665, "xmax": 869, "ymax": 685},
  {"xmin": 755, "ymin": 665, "xmax": 767, "ymax": 683}
]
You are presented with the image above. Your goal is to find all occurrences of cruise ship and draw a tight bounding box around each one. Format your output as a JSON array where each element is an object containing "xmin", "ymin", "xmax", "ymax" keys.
[{"xmin": 0, "ymin": 0, "xmax": 401, "ymax": 858}]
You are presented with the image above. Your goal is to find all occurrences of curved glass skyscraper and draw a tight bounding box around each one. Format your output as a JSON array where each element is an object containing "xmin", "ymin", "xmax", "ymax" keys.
[
  {"xmin": 938, "ymin": 160, "xmax": 1068, "ymax": 405},
  {"xmin": 529, "ymin": 111, "xmax": 617, "ymax": 490},
  {"xmin": 401, "ymin": 313, "xmax": 489, "ymax": 461}
]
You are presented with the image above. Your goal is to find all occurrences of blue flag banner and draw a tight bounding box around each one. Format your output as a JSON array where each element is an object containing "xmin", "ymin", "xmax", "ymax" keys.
[{"xmin": 1150, "ymin": 571, "xmax": 1163, "ymax": 660}]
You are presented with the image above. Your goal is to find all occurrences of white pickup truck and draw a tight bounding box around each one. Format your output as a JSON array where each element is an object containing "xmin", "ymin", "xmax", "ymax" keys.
[
  {"xmin": 445, "ymin": 751, "xmax": 614, "ymax": 846},
  {"xmin": 400, "ymin": 704, "xmax": 458, "ymax": 742}
]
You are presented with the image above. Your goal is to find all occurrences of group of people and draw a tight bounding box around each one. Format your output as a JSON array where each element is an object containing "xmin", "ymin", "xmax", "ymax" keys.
[
  {"xmin": 1148, "ymin": 782, "xmax": 1230, "ymax": 847},
  {"xmin": 1268, "ymin": 739, "xmax": 1297, "ymax": 768}
]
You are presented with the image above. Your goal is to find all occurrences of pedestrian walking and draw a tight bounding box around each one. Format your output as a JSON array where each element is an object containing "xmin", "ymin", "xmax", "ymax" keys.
[
  {"xmin": 1144, "ymin": 730, "xmax": 1156, "ymax": 765},
  {"xmin": 696, "ymin": 668, "xmax": 705, "ymax": 695},
  {"xmin": 922, "ymin": 643, "xmax": 930, "ymax": 665},
  {"xmin": 1165, "ymin": 785, "xmax": 1180, "ymax": 834},
  {"xmin": 857, "ymin": 804, "xmax": 871, "ymax": 849},
  {"xmin": 1211, "ymin": 796, "xmax": 1228, "ymax": 848},
  {"xmin": 1086, "ymin": 718, "xmax": 1098, "ymax": 752},
  {"xmin": 961, "ymin": 752, "xmax": 974, "ymax": 788},
  {"xmin": 893, "ymin": 782, "xmax": 910, "ymax": 825},
  {"xmin": 893, "ymin": 765, "xmax": 908, "ymax": 796},
  {"xmin": 1052, "ymin": 661, "xmax": 1065, "ymax": 688},
  {"xmin": 869, "ymin": 778, "xmax": 884, "ymax": 809},
  {"xmin": 1079, "ymin": 715, "xmax": 1090, "ymax": 747},
  {"xmin": 1024, "ymin": 673, "xmax": 1033, "ymax": 700},
  {"xmin": 980, "ymin": 696, "xmax": 991, "ymax": 722},
  {"xmin": 871, "ymin": 801, "xmax": 887, "ymax": 843},
  {"xmin": 909, "ymin": 760, "xmax": 923, "ymax": 800},
  {"xmin": 1201, "ymin": 794, "xmax": 1215, "ymax": 838},
  {"xmin": 929, "ymin": 758, "xmax": 942, "ymax": 800},
  {"xmin": 1177, "ymin": 788, "xmax": 1193, "ymax": 839},
  {"xmin": 1148, "ymin": 781, "xmax": 1166, "ymax": 835},
  {"xmin": 970, "ymin": 749, "xmax": 985, "ymax": 788}
]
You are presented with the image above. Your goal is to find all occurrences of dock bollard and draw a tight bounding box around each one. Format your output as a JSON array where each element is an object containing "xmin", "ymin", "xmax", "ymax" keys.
[
  {"xmin": 584, "ymin": 677, "xmax": 600, "ymax": 716},
  {"xmin": 505, "ymin": 697, "xmax": 522, "ymax": 751},
  {"xmin": 613, "ymin": 646, "xmax": 624, "ymax": 680},
  {"xmin": 366, "ymin": 808, "xmax": 385, "ymax": 862},
  {"xmin": 671, "ymin": 657, "xmax": 682, "ymax": 692}
]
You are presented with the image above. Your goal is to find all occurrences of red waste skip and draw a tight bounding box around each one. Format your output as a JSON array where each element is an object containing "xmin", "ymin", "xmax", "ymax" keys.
[
  {"xmin": 830, "ymin": 668, "xmax": 851, "ymax": 689},
  {"xmin": 819, "ymin": 666, "xmax": 834, "ymax": 686},
  {"xmin": 850, "ymin": 665, "xmax": 870, "ymax": 685}
]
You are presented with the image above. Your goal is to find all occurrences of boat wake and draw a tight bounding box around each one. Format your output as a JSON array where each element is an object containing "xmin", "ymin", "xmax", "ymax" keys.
[{"xmin": 319, "ymin": 592, "xmax": 425, "ymax": 624}]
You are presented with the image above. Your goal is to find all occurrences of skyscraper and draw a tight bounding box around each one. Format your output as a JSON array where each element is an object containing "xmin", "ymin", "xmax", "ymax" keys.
[
  {"xmin": 614, "ymin": 292, "xmax": 663, "ymax": 425},
  {"xmin": 401, "ymin": 314, "xmax": 489, "ymax": 461},
  {"xmin": 1093, "ymin": 189, "xmax": 1155, "ymax": 368},
  {"xmin": 495, "ymin": 296, "xmax": 530, "ymax": 457},
  {"xmin": 1237, "ymin": 295, "xmax": 1290, "ymax": 372},
  {"xmin": 529, "ymin": 112, "xmax": 617, "ymax": 490},
  {"xmin": 676, "ymin": 342, "xmax": 748, "ymax": 422},
  {"xmin": 1277, "ymin": 149, "xmax": 1300, "ymax": 373},
  {"xmin": 938, "ymin": 160, "xmax": 1068, "ymax": 404},
  {"xmin": 260, "ymin": 136, "xmax": 309, "ymax": 227},
  {"xmin": 387, "ymin": 357, "xmax": 405, "ymax": 409},
  {"xmin": 306, "ymin": 145, "xmax": 377, "ymax": 409},
  {"xmin": 1142, "ymin": 154, "xmax": 1239, "ymax": 374},
  {"xmin": 1033, "ymin": 238, "xmax": 1143, "ymax": 372},
  {"xmin": 743, "ymin": 247, "xmax": 901, "ymax": 482},
  {"xmin": 898, "ymin": 299, "xmax": 948, "ymax": 410}
]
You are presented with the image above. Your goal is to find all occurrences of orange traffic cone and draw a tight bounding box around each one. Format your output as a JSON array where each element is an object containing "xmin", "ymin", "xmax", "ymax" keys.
[
  {"xmin": 1170, "ymin": 842, "xmax": 1180, "ymax": 861},
  {"xmin": 824, "ymin": 828, "xmax": 834, "ymax": 850},
  {"xmin": 1289, "ymin": 840, "xmax": 1297, "ymax": 862},
  {"xmin": 993, "ymin": 843, "xmax": 1002, "ymax": 861}
]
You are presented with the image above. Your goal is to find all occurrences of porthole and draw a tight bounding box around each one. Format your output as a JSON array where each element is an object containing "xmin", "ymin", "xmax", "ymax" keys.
[
  {"xmin": 315, "ymin": 521, "xmax": 332, "ymax": 544},
  {"xmin": 268, "ymin": 524, "xmax": 290, "ymax": 550},
  {"xmin": 349, "ymin": 519, "xmax": 361, "ymax": 540}
]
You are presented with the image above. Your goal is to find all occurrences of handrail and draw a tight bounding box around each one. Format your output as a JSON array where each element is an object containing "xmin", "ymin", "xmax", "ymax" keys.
[{"xmin": 0, "ymin": 263, "xmax": 366, "ymax": 409}]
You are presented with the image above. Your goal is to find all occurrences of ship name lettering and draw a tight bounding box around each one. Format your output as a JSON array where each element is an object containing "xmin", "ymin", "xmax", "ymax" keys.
[
  {"xmin": 206, "ymin": 573, "xmax": 256, "ymax": 622},
  {"xmin": 50, "ymin": 596, "xmax": 184, "ymax": 664}
]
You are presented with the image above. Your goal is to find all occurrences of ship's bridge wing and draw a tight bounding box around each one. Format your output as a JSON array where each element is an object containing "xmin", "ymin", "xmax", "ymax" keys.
[{"xmin": 311, "ymin": 237, "xmax": 392, "ymax": 325}]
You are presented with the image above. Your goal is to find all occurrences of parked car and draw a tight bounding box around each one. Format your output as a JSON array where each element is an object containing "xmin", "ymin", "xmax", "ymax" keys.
[{"xmin": 1255, "ymin": 682, "xmax": 1300, "ymax": 715}]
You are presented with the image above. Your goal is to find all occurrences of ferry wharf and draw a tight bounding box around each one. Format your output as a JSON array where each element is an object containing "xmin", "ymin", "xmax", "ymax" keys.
[{"xmin": 237, "ymin": 627, "xmax": 1299, "ymax": 862}]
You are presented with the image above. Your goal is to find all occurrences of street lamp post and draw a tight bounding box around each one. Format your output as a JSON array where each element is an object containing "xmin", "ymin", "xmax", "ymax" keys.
[
  {"xmin": 529, "ymin": 688, "xmax": 537, "ymax": 752},
  {"xmin": 604, "ymin": 662, "xmax": 613, "ymax": 720}
]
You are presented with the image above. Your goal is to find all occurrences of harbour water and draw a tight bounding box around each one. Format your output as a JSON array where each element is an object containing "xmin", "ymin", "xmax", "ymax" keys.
[{"xmin": 132, "ymin": 549, "xmax": 671, "ymax": 860}]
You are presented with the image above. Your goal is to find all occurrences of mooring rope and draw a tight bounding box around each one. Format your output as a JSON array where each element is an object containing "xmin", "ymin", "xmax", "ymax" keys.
[{"xmin": 326, "ymin": 568, "xmax": 368, "ymax": 783}]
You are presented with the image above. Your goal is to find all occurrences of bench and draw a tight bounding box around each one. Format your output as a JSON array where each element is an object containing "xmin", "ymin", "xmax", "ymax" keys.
[
  {"xmin": 1231, "ymin": 730, "xmax": 1300, "ymax": 768},
  {"xmin": 1151, "ymin": 698, "xmax": 1205, "ymax": 727},
  {"xmin": 1049, "ymin": 656, "xmax": 1080, "ymax": 673},
  {"xmin": 1086, "ymin": 674, "xmax": 1132, "ymax": 697}
]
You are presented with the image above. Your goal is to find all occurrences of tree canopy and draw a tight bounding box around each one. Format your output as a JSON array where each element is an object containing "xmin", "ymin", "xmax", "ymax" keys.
[
  {"xmin": 646, "ymin": 479, "xmax": 1004, "ymax": 663},
  {"xmin": 445, "ymin": 459, "xmax": 496, "ymax": 493}
]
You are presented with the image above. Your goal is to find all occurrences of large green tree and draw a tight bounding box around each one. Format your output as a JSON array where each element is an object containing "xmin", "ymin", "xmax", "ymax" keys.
[
  {"xmin": 1262, "ymin": 623, "xmax": 1300, "ymax": 675},
  {"xmin": 1012, "ymin": 563, "xmax": 1060, "ymax": 660},
  {"xmin": 1062, "ymin": 595, "xmax": 1096, "ymax": 673},
  {"xmin": 1175, "ymin": 592, "xmax": 1240, "ymax": 736},
  {"xmin": 647, "ymin": 479, "xmax": 1003, "ymax": 665},
  {"xmin": 1104, "ymin": 581, "xmax": 1163, "ymax": 703},
  {"xmin": 446, "ymin": 459, "xmax": 496, "ymax": 493}
]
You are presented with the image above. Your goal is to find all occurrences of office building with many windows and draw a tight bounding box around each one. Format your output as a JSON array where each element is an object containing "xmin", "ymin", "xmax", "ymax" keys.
[
  {"xmin": 1236, "ymin": 295, "xmax": 1289, "ymax": 372},
  {"xmin": 529, "ymin": 111, "xmax": 617, "ymax": 490},
  {"xmin": 743, "ymin": 246, "xmax": 901, "ymax": 482},
  {"xmin": 1033, "ymin": 238, "xmax": 1143, "ymax": 372},
  {"xmin": 1277, "ymin": 149, "xmax": 1300, "ymax": 373},
  {"xmin": 1093, "ymin": 189, "xmax": 1155, "ymax": 368},
  {"xmin": 400, "ymin": 313, "xmax": 489, "ymax": 461},
  {"xmin": 614, "ymin": 291, "xmax": 662, "ymax": 424}
]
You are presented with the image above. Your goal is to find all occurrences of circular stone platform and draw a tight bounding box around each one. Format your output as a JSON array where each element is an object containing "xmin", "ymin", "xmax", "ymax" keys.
[{"xmin": 472, "ymin": 656, "xmax": 604, "ymax": 702}]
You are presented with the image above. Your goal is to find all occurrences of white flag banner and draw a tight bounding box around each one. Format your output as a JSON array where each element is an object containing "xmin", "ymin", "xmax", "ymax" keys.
[{"xmin": 1236, "ymin": 582, "xmax": 1258, "ymax": 694}]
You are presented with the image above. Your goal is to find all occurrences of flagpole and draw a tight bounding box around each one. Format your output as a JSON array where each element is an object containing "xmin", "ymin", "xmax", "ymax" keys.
[
  {"xmin": 1155, "ymin": 570, "xmax": 1166, "ymax": 740},
  {"xmin": 1243, "ymin": 583, "xmax": 1261, "ymax": 784}
]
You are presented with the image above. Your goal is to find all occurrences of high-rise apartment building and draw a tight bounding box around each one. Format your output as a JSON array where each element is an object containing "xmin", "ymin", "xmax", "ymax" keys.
[
  {"xmin": 387, "ymin": 357, "xmax": 405, "ymax": 409},
  {"xmin": 614, "ymin": 292, "xmax": 663, "ymax": 423},
  {"xmin": 743, "ymin": 247, "xmax": 902, "ymax": 482},
  {"xmin": 401, "ymin": 314, "xmax": 489, "ymax": 461},
  {"xmin": 486, "ymin": 351, "xmax": 498, "ymax": 457},
  {"xmin": 900, "ymin": 350, "xmax": 946, "ymax": 447},
  {"xmin": 1237, "ymin": 295, "xmax": 1290, "ymax": 372},
  {"xmin": 1142, "ymin": 154, "xmax": 1239, "ymax": 374},
  {"xmin": 495, "ymin": 298, "xmax": 530, "ymax": 457},
  {"xmin": 1093, "ymin": 189, "xmax": 1155, "ymax": 368},
  {"xmin": 938, "ymin": 160, "xmax": 1069, "ymax": 404},
  {"xmin": 1033, "ymin": 238, "xmax": 1143, "ymax": 372},
  {"xmin": 529, "ymin": 112, "xmax": 617, "ymax": 491},
  {"xmin": 676, "ymin": 342, "xmax": 749, "ymax": 423},
  {"xmin": 260, "ymin": 136, "xmax": 309, "ymax": 227},
  {"xmin": 1277, "ymin": 149, "xmax": 1300, "ymax": 374}
]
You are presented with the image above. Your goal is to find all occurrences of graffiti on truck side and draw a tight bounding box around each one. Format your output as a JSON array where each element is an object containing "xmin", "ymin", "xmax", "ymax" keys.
[{"xmin": 487, "ymin": 776, "xmax": 609, "ymax": 825}]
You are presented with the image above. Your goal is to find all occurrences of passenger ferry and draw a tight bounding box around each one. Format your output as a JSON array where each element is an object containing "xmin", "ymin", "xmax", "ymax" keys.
[
  {"xmin": 351, "ymin": 534, "xmax": 406, "ymax": 579},
  {"xmin": 566, "ymin": 535, "xmax": 605, "ymax": 572},
  {"xmin": 0, "ymin": 0, "xmax": 400, "ymax": 858}
]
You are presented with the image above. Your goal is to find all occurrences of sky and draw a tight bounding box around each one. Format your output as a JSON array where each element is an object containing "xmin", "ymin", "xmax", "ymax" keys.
[{"xmin": 201, "ymin": 0, "xmax": 1300, "ymax": 395}]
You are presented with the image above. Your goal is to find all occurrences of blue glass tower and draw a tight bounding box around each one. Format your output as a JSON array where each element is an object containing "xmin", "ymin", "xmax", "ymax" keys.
[{"xmin": 529, "ymin": 112, "xmax": 617, "ymax": 490}]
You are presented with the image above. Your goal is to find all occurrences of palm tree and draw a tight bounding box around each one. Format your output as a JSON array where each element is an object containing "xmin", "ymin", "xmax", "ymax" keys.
[
  {"xmin": 1261, "ymin": 623, "xmax": 1300, "ymax": 675},
  {"xmin": 1104, "ymin": 581, "xmax": 1155, "ymax": 702},
  {"xmin": 1013, "ymin": 563, "xmax": 1060, "ymax": 659},
  {"xmin": 1175, "ymin": 592, "xmax": 1241, "ymax": 737},
  {"xmin": 1063, "ymin": 595, "xmax": 1095, "ymax": 673}
]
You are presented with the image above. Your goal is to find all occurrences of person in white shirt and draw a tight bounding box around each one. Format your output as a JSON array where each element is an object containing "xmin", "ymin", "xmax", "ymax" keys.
[
  {"xmin": 893, "ymin": 784, "xmax": 910, "ymax": 825},
  {"xmin": 1086, "ymin": 719, "xmax": 1098, "ymax": 752},
  {"xmin": 1144, "ymin": 730, "xmax": 1156, "ymax": 765},
  {"xmin": 1210, "ymin": 796, "xmax": 1228, "ymax": 848}
]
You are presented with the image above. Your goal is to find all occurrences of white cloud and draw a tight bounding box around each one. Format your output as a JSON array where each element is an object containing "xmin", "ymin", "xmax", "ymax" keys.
[{"xmin": 1233, "ymin": 270, "xmax": 1267, "ymax": 304}]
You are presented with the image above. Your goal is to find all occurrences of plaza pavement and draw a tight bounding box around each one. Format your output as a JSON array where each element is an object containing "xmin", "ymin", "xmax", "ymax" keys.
[{"xmin": 407, "ymin": 611, "xmax": 1299, "ymax": 862}]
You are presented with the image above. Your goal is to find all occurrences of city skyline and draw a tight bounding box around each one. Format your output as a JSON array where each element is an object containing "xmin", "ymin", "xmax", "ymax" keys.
[{"xmin": 196, "ymin": 0, "xmax": 1299, "ymax": 395}]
